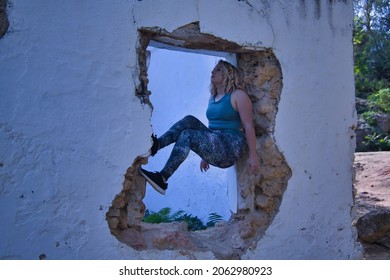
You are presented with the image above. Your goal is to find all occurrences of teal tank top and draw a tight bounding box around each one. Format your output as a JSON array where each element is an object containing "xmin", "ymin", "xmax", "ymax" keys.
[{"xmin": 206, "ymin": 93, "xmax": 242, "ymax": 135}]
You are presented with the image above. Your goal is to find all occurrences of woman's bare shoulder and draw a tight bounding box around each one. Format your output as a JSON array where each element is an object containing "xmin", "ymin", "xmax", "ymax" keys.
[
  {"xmin": 232, "ymin": 88, "xmax": 247, "ymax": 94},
  {"xmin": 231, "ymin": 89, "xmax": 249, "ymax": 101}
]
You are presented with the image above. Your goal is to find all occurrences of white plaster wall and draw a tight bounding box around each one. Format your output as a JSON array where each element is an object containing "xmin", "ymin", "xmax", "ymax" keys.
[
  {"xmin": 0, "ymin": 0, "xmax": 360, "ymax": 259},
  {"xmin": 242, "ymin": 1, "xmax": 360, "ymax": 259},
  {"xmin": 0, "ymin": 0, "xmax": 152, "ymax": 259}
]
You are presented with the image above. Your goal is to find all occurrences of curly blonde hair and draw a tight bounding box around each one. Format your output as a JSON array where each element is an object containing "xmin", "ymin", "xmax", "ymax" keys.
[{"xmin": 210, "ymin": 60, "xmax": 245, "ymax": 96}]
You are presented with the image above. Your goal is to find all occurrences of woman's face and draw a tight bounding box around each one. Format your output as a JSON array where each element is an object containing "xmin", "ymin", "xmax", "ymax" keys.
[{"xmin": 211, "ymin": 64, "xmax": 224, "ymax": 86}]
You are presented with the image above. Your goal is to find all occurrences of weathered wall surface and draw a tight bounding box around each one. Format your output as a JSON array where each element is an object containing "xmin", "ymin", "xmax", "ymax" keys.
[
  {"xmin": 0, "ymin": 0, "xmax": 360, "ymax": 259},
  {"xmin": 0, "ymin": 0, "xmax": 152, "ymax": 260}
]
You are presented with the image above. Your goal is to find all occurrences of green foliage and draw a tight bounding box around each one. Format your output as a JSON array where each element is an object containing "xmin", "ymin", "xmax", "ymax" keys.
[
  {"xmin": 143, "ymin": 207, "xmax": 175, "ymax": 224},
  {"xmin": 353, "ymin": 0, "xmax": 390, "ymax": 98},
  {"xmin": 360, "ymin": 88, "xmax": 390, "ymax": 131},
  {"xmin": 353, "ymin": 1, "xmax": 390, "ymax": 151},
  {"xmin": 176, "ymin": 213, "xmax": 207, "ymax": 231},
  {"xmin": 360, "ymin": 133, "xmax": 390, "ymax": 152},
  {"xmin": 206, "ymin": 212, "xmax": 223, "ymax": 227},
  {"xmin": 355, "ymin": 75, "xmax": 389, "ymax": 99},
  {"xmin": 361, "ymin": 111, "xmax": 377, "ymax": 126},
  {"xmin": 143, "ymin": 207, "xmax": 224, "ymax": 231},
  {"xmin": 368, "ymin": 88, "xmax": 390, "ymax": 114}
]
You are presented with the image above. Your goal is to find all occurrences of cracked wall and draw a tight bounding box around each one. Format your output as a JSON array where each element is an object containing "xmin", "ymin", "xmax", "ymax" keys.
[{"xmin": 106, "ymin": 23, "xmax": 291, "ymax": 259}]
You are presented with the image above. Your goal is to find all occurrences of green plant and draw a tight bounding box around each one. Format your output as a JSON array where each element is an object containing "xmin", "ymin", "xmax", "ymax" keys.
[
  {"xmin": 360, "ymin": 133, "xmax": 390, "ymax": 152},
  {"xmin": 361, "ymin": 111, "xmax": 378, "ymax": 126},
  {"xmin": 206, "ymin": 212, "xmax": 223, "ymax": 227},
  {"xmin": 368, "ymin": 88, "xmax": 390, "ymax": 114},
  {"xmin": 143, "ymin": 207, "xmax": 174, "ymax": 224},
  {"xmin": 143, "ymin": 207, "xmax": 224, "ymax": 231},
  {"xmin": 175, "ymin": 213, "xmax": 206, "ymax": 231}
]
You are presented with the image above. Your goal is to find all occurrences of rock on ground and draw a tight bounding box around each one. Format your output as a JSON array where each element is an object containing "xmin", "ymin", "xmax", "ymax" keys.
[{"xmin": 353, "ymin": 152, "xmax": 390, "ymax": 259}]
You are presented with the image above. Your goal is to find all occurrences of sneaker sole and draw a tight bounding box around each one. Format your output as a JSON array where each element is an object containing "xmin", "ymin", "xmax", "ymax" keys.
[{"xmin": 139, "ymin": 169, "xmax": 166, "ymax": 195}]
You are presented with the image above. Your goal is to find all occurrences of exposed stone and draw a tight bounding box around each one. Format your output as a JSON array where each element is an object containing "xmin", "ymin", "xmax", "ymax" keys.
[
  {"xmin": 106, "ymin": 208, "xmax": 121, "ymax": 218},
  {"xmin": 255, "ymin": 194, "xmax": 278, "ymax": 212},
  {"xmin": 106, "ymin": 156, "xmax": 147, "ymax": 231},
  {"xmin": 111, "ymin": 194, "xmax": 126, "ymax": 208},
  {"xmin": 238, "ymin": 212, "xmax": 269, "ymax": 239},
  {"xmin": 260, "ymin": 181, "xmax": 287, "ymax": 197},
  {"xmin": 149, "ymin": 223, "xmax": 198, "ymax": 251},
  {"xmin": 355, "ymin": 97, "xmax": 369, "ymax": 114},
  {"xmin": 119, "ymin": 228, "xmax": 147, "ymax": 251},
  {"xmin": 126, "ymin": 198, "xmax": 145, "ymax": 227},
  {"xmin": 373, "ymin": 113, "xmax": 390, "ymax": 133},
  {"xmin": 107, "ymin": 217, "xmax": 119, "ymax": 229},
  {"xmin": 355, "ymin": 209, "xmax": 390, "ymax": 243},
  {"xmin": 141, "ymin": 22, "xmax": 243, "ymax": 53},
  {"xmin": 355, "ymin": 116, "xmax": 374, "ymax": 149}
]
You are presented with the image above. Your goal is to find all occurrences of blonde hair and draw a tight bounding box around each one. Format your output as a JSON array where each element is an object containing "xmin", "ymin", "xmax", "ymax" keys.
[{"xmin": 210, "ymin": 60, "xmax": 245, "ymax": 96}]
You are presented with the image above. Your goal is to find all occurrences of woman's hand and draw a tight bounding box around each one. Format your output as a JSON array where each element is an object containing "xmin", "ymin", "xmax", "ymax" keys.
[
  {"xmin": 200, "ymin": 159, "xmax": 210, "ymax": 172},
  {"xmin": 247, "ymin": 153, "xmax": 259, "ymax": 174}
]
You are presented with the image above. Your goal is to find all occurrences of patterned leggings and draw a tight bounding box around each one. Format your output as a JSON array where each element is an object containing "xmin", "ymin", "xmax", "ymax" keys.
[{"xmin": 158, "ymin": 115, "xmax": 245, "ymax": 180}]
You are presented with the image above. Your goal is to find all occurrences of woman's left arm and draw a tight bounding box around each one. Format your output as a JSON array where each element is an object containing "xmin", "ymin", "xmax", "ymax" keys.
[{"xmin": 232, "ymin": 90, "xmax": 259, "ymax": 173}]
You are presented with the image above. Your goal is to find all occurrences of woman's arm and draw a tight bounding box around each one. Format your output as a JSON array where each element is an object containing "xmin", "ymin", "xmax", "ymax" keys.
[{"xmin": 232, "ymin": 90, "xmax": 259, "ymax": 173}]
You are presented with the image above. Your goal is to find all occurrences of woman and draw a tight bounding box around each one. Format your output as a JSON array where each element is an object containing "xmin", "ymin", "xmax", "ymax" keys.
[{"xmin": 140, "ymin": 60, "xmax": 259, "ymax": 195}]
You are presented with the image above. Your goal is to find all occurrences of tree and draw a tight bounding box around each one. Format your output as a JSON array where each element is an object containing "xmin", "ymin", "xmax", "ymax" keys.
[
  {"xmin": 354, "ymin": 0, "xmax": 390, "ymax": 152},
  {"xmin": 353, "ymin": 0, "xmax": 390, "ymax": 97}
]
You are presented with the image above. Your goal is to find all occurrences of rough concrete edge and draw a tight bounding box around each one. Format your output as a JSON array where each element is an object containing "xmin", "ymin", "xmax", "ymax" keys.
[{"xmin": 351, "ymin": 152, "xmax": 365, "ymax": 259}]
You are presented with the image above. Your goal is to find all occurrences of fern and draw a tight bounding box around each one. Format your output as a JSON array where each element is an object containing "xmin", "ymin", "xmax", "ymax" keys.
[
  {"xmin": 143, "ymin": 207, "xmax": 172, "ymax": 224},
  {"xmin": 206, "ymin": 212, "xmax": 223, "ymax": 227},
  {"xmin": 361, "ymin": 133, "xmax": 390, "ymax": 151},
  {"xmin": 143, "ymin": 208, "xmax": 224, "ymax": 231}
]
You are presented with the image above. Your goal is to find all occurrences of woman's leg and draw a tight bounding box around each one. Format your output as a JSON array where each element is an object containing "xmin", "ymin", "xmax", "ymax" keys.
[
  {"xmin": 157, "ymin": 115, "xmax": 209, "ymax": 151},
  {"xmin": 141, "ymin": 115, "xmax": 210, "ymax": 194},
  {"xmin": 160, "ymin": 129, "xmax": 245, "ymax": 180}
]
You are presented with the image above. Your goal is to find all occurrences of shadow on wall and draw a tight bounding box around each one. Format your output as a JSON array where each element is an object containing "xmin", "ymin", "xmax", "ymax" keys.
[
  {"xmin": 0, "ymin": 0, "xmax": 10, "ymax": 38},
  {"xmin": 105, "ymin": 22, "xmax": 292, "ymax": 259}
]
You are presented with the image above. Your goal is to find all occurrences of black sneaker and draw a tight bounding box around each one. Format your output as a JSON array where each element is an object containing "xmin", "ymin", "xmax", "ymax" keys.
[
  {"xmin": 140, "ymin": 168, "xmax": 167, "ymax": 195},
  {"xmin": 150, "ymin": 134, "xmax": 159, "ymax": 156}
]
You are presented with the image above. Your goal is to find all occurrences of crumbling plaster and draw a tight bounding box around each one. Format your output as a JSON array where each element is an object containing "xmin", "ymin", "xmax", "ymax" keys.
[{"xmin": 0, "ymin": 0, "xmax": 360, "ymax": 259}]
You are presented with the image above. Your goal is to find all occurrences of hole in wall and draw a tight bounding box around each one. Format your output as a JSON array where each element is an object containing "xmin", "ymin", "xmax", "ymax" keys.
[
  {"xmin": 143, "ymin": 46, "xmax": 234, "ymax": 223},
  {"xmin": 106, "ymin": 22, "xmax": 292, "ymax": 259}
]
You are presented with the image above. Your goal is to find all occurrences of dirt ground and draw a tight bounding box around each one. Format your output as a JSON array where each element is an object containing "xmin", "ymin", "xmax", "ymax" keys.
[{"xmin": 353, "ymin": 151, "xmax": 390, "ymax": 259}]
